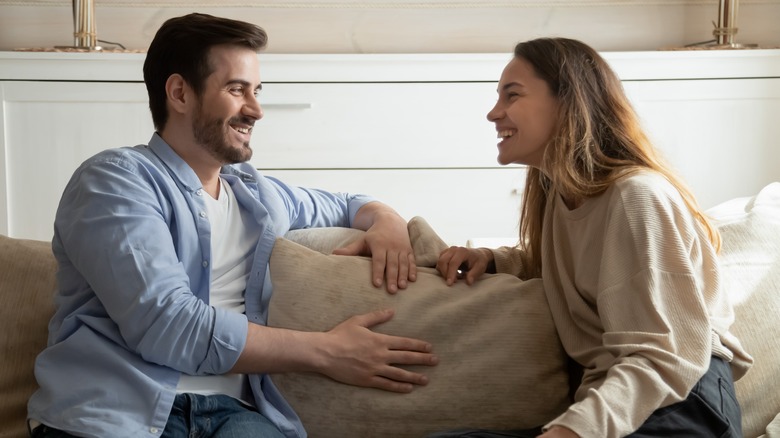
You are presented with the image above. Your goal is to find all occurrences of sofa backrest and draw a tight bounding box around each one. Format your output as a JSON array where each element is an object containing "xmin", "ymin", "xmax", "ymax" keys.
[
  {"xmin": 0, "ymin": 235, "xmax": 57, "ymax": 437},
  {"xmin": 710, "ymin": 182, "xmax": 780, "ymax": 438}
]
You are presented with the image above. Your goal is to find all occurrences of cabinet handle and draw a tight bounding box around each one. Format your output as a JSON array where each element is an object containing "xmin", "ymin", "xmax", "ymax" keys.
[{"xmin": 262, "ymin": 103, "xmax": 313, "ymax": 110}]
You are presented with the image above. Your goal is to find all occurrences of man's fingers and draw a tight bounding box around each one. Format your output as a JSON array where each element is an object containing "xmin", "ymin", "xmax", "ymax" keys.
[
  {"xmin": 385, "ymin": 334, "xmax": 434, "ymax": 355},
  {"xmin": 367, "ymin": 377, "xmax": 415, "ymax": 393},
  {"xmin": 331, "ymin": 239, "xmax": 366, "ymax": 256},
  {"xmin": 350, "ymin": 308, "xmax": 395, "ymax": 328},
  {"xmin": 379, "ymin": 365, "xmax": 431, "ymax": 386},
  {"xmin": 370, "ymin": 250, "xmax": 387, "ymax": 289},
  {"xmin": 379, "ymin": 250, "xmax": 399, "ymax": 293}
]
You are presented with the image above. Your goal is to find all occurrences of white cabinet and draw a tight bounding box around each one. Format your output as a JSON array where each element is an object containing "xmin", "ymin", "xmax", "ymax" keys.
[
  {"xmin": 0, "ymin": 81, "xmax": 153, "ymax": 241},
  {"xmin": 622, "ymin": 78, "xmax": 780, "ymax": 210},
  {"xmin": 2, "ymin": 50, "xmax": 779, "ymax": 245}
]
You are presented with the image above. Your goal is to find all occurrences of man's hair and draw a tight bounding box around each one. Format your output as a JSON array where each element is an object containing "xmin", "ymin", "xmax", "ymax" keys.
[{"xmin": 143, "ymin": 13, "xmax": 268, "ymax": 131}]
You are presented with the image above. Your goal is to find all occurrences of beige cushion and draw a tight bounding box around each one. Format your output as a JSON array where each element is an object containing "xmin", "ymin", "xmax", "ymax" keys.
[
  {"xmin": 766, "ymin": 413, "xmax": 780, "ymax": 438},
  {"xmin": 0, "ymin": 235, "xmax": 57, "ymax": 438},
  {"xmin": 270, "ymin": 217, "xmax": 571, "ymax": 437},
  {"xmin": 709, "ymin": 183, "xmax": 780, "ymax": 438}
]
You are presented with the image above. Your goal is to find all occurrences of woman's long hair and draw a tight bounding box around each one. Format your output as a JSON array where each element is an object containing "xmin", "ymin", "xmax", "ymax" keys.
[{"xmin": 515, "ymin": 38, "xmax": 720, "ymax": 277}]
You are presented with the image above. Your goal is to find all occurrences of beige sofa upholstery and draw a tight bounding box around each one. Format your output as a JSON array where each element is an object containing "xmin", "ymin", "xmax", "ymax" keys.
[{"xmin": 1, "ymin": 183, "xmax": 779, "ymax": 437}]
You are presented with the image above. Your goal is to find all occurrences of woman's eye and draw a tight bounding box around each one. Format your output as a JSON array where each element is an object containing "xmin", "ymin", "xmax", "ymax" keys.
[{"xmin": 502, "ymin": 92, "xmax": 519, "ymax": 102}]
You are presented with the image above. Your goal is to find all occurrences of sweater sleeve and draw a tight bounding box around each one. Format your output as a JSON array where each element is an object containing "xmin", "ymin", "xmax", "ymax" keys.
[{"xmin": 490, "ymin": 246, "xmax": 535, "ymax": 280}]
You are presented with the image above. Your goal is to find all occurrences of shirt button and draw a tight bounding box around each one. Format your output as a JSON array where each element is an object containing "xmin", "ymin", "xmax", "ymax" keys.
[
  {"xmin": 195, "ymin": 189, "xmax": 203, "ymax": 196},
  {"xmin": 202, "ymin": 260, "xmax": 209, "ymax": 268},
  {"xmin": 199, "ymin": 211, "xmax": 207, "ymax": 218},
  {"xmin": 150, "ymin": 427, "xmax": 159, "ymax": 433}
]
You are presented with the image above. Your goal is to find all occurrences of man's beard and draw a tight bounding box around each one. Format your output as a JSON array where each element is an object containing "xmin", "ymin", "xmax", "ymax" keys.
[{"xmin": 192, "ymin": 108, "xmax": 253, "ymax": 165}]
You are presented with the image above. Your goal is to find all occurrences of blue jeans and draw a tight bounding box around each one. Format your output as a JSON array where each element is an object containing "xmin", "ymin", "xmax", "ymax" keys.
[
  {"xmin": 162, "ymin": 393, "xmax": 285, "ymax": 438},
  {"xmin": 427, "ymin": 356, "xmax": 742, "ymax": 438},
  {"xmin": 30, "ymin": 393, "xmax": 285, "ymax": 438},
  {"xmin": 627, "ymin": 356, "xmax": 742, "ymax": 437},
  {"xmin": 426, "ymin": 428, "xmax": 542, "ymax": 438}
]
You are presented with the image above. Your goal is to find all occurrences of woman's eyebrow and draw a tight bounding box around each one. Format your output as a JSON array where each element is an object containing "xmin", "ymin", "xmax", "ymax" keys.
[{"xmin": 497, "ymin": 82, "xmax": 524, "ymax": 93}]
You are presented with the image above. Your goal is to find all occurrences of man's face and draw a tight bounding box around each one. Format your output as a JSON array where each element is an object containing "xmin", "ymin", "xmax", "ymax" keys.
[{"xmin": 191, "ymin": 45, "xmax": 263, "ymax": 164}]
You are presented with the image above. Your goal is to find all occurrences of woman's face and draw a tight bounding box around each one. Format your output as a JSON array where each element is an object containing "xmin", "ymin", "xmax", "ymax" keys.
[{"xmin": 487, "ymin": 57, "xmax": 558, "ymax": 169}]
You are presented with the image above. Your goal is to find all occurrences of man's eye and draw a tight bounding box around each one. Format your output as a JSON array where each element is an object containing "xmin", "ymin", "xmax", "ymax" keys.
[{"xmin": 230, "ymin": 87, "xmax": 243, "ymax": 95}]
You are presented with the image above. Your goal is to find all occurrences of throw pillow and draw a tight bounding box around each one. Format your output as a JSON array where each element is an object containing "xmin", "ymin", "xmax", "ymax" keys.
[{"xmin": 269, "ymin": 218, "xmax": 570, "ymax": 438}]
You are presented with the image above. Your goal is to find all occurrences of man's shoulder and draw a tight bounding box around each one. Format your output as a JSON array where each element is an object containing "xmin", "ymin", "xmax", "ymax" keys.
[
  {"xmin": 70, "ymin": 145, "xmax": 174, "ymax": 183},
  {"xmin": 84, "ymin": 144, "xmax": 153, "ymax": 167}
]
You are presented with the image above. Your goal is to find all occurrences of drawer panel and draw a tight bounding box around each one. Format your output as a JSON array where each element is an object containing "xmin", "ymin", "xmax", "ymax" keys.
[
  {"xmin": 262, "ymin": 167, "xmax": 527, "ymax": 246},
  {"xmin": 251, "ymin": 82, "xmax": 500, "ymax": 169}
]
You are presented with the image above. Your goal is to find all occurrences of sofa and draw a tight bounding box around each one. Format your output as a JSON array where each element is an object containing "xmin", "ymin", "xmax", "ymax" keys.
[{"xmin": 1, "ymin": 183, "xmax": 779, "ymax": 438}]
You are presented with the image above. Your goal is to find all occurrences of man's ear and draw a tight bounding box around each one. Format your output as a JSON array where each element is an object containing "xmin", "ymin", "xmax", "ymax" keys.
[{"xmin": 165, "ymin": 73, "xmax": 192, "ymax": 115}]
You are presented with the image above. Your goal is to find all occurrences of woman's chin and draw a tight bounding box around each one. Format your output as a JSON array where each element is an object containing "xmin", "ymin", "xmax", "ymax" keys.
[{"xmin": 496, "ymin": 155, "xmax": 513, "ymax": 166}]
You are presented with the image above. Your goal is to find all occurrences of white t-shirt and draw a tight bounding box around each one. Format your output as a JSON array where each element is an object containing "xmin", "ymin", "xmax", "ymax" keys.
[{"xmin": 177, "ymin": 177, "xmax": 259, "ymax": 403}]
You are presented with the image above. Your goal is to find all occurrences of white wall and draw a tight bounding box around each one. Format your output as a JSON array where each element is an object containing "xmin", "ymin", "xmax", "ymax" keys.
[{"xmin": 1, "ymin": 1, "xmax": 778, "ymax": 53}]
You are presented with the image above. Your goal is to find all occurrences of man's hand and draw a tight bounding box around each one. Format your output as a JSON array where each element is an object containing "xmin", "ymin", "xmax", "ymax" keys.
[
  {"xmin": 317, "ymin": 308, "xmax": 438, "ymax": 392},
  {"xmin": 231, "ymin": 310, "xmax": 437, "ymax": 391},
  {"xmin": 333, "ymin": 203, "xmax": 416, "ymax": 293}
]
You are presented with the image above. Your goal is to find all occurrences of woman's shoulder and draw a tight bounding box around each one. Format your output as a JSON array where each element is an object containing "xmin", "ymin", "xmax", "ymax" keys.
[
  {"xmin": 611, "ymin": 170, "xmax": 683, "ymax": 206},
  {"xmin": 605, "ymin": 170, "xmax": 698, "ymax": 236}
]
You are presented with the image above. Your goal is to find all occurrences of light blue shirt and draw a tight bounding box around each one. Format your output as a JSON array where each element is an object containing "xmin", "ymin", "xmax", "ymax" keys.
[{"xmin": 28, "ymin": 134, "xmax": 375, "ymax": 437}]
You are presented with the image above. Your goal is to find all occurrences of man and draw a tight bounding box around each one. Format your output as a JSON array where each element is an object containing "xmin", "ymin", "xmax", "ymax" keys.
[{"xmin": 27, "ymin": 13, "xmax": 437, "ymax": 438}]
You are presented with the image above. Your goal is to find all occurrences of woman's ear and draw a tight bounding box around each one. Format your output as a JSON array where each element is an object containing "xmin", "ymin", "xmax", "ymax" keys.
[{"xmin": 165, "ymin": 73, "xmax": 190, "ymax": 115}]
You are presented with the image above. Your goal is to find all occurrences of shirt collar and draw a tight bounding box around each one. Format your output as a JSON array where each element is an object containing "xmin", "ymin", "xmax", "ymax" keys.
[{"xmin": 147, "ymin": 133, "xmax": 204, "ymax": 193}]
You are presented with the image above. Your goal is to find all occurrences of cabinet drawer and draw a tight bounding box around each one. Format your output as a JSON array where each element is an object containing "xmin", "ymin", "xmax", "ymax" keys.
[
  {"xmin": 622, "ymin": 78, "xmax": 780, "ymax": 208},
  {"xmin": 263, "ymin": 167, "xmax": 527, "ymax": 246},
  {"xmin": 251, "ymin": 82, "xmax": 500, "ymax": 169}
]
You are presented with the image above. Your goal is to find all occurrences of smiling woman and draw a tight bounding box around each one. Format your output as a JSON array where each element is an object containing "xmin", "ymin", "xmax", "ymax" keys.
[{"xmin": 487, "ymin": 57, "xmax": 558, "ymax": 169}]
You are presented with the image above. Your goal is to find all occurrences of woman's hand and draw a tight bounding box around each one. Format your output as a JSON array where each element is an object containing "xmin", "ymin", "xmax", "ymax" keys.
[{"xmin": 436, "ymin": 246, "xmax": 494, "ymax": 285}]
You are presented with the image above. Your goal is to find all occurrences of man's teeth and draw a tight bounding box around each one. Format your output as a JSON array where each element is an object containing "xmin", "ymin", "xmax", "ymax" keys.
[
  {"xmin": 498, "ymin": 130, "xmax": 514, "ymax": 139},
  {"xmin": 235, "ymin": 126, "xmax": 250, "ymax": 134}
]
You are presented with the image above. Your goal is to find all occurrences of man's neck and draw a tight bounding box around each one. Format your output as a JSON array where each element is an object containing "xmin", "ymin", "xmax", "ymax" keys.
[{"xmin": 159, "ymin": 129, "xmax": 222, "ymax": 198}]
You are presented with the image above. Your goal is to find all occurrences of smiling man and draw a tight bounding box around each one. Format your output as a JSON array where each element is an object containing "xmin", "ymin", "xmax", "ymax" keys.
[{"xmin": 27, "ymin": 13, "xmax": 437, "ymax": 438}]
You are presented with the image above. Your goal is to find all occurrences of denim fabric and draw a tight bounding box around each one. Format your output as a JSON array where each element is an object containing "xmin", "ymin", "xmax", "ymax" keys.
[
  {"xmin": 426, "ymin": 428, "xmax": 542, "ymax": 438},
  {"xmin": 30, "ymin": 394, "xmax": 286, "ymax": 438},
  {"xmin": 427, "ymin": 356, "xmax": 741, "ymax": 438},
  {"xmin": 628, "ymin": 356, "xmax": 742, "ymax": 438},
  {"xmin": 30, "ymin": 424, "xmax": 80, "ymax": 438},
  {"xmin": 161, "ymin": 393, "xmax": 286, "ymax": 438}
]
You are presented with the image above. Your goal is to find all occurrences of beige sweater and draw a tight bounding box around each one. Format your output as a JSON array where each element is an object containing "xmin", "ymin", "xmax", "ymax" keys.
[{"xmin": 491, "ymin": 171, "xmax": 752, "ymax": 438}]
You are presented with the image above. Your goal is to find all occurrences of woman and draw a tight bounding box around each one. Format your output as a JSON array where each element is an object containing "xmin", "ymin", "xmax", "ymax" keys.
[{"xmin": 434, "ymin": 38, "xmax": 752, "ymax": 438}]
